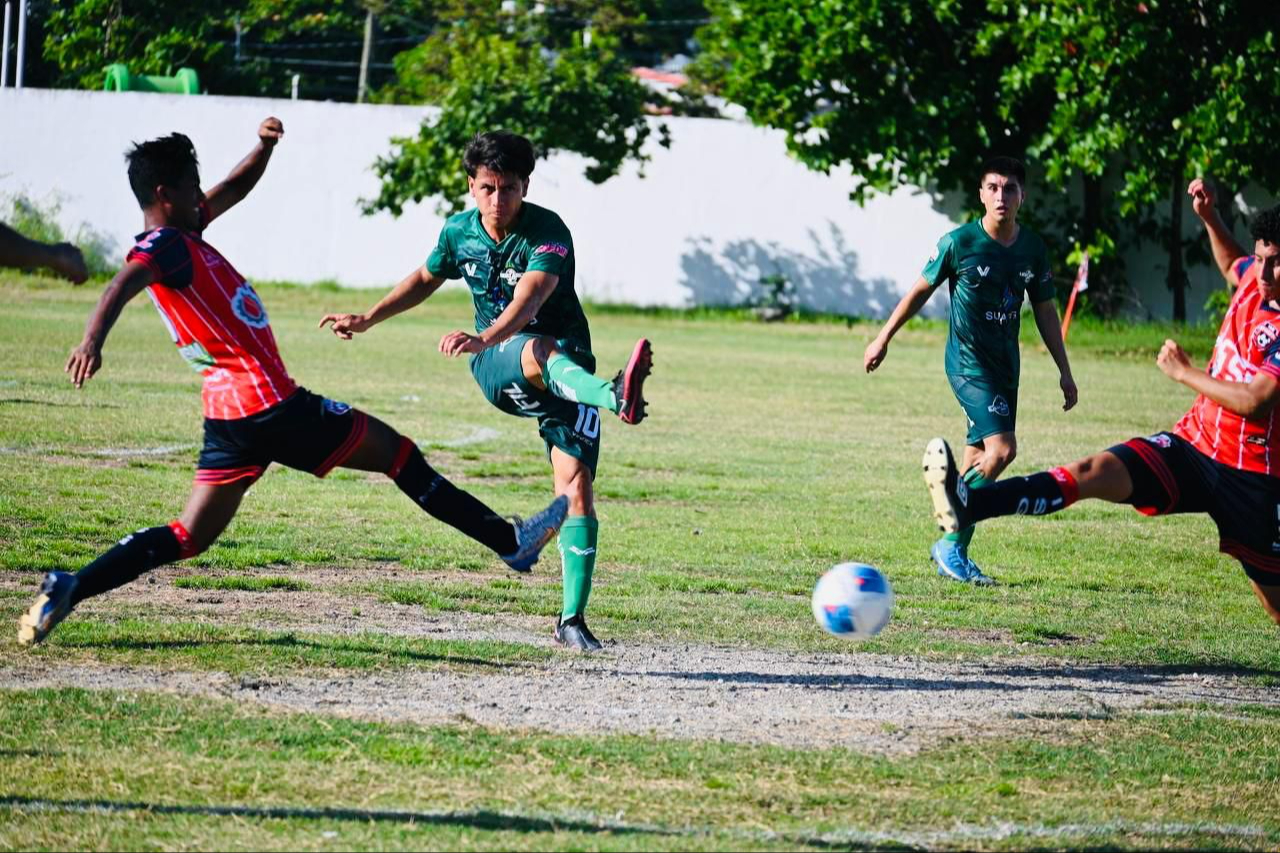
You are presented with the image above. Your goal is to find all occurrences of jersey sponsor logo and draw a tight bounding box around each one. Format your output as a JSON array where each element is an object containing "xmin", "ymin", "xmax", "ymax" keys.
[
  {"xmin": 534, "ymin": 242, "xmax": 568, "ymax": 258},
  {"xmin": 985, "ymin": 285, "xmax": 1020, "ymax": 324},
  {"xmin": 231, "ymin": 283, "xmax": 270, "ymax": 329},
  {"xmin": 977, "ymin": 265, "xmax": 991, "ymax": 277},
  {"xmin": 500, "ymin": 267, "xmax": 521, "ymax": 287},
  {"xmin": 502, "ymin": 382, "xmax": 542, "ymax": 413},
  {"xmin": 138, "ymin": 229, "xmax": 165, "ymax": 251},
  {"xmin": 987, "ymin": 395, "xmax": 1010, "ymax": 417},
  {"xmin": 1253, "ymin": 321, "xmax": 1279, "ymax": 352},
  {"xmin": 323, "ymin": 398, "xmax": 351, "ymax": 416},
  {"xmin": 177, "ymin": 340, "xmax": 215, "ymax": 373}
]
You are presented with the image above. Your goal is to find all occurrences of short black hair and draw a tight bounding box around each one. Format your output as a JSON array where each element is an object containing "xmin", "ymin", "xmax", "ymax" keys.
[
  {"xmin": 979, "ymin": 155, "xmax": 1026, "ymax": 188},
  {"xmin": 1250, "ymin": 204, "xmax": 1280, "ymax": 245},
  {"xmin": 126, "ymin": 133, "xmax": 199, "ymax": 208},
  {"xmin": 462, "ymin": 131, "xmax": 536, "ymax": 180}
]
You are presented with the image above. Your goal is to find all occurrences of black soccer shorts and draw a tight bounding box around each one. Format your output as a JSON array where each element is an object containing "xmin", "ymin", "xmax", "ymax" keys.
[
  {"xmin": 1109, "ymin": 431, "xmax": 1280, "ymax": 586},
  {"xmin": 195, "ymin": 387, "xmax": 368, "ymax": 487}
]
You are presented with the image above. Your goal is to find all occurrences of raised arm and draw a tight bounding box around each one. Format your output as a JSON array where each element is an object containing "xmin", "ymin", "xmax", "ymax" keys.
[
  {"xmin": 65, "ymin": 262, "xmax": 156, "ymax": 387},
  {"xmin": 1188, "ymin": 178, "xmax": 1249, "ymax": 288},
  {"xmin": 439, "ymin": 271, "xmax": 559, "ymax": 357},
  {"xmin": 203, "ymin": 117, "xmax": 284, "ymax": 223},
  {"xmin": 1031, "ymin": 298, "xmax": 1078, "ymax": 411},
  {"xmin": 1158, "ymin": 339, "xmax": 1280, "ymax": 419},
  {"xmin": 0, "ymin": 222, "xmax": 88, "ymax": 283},
  {"xmin": 864, "ymin": 276, "xmax": 936, "ymax": 372},
  {"xmin": 319, "ymin": 265, "xmax": 447, "ymax": 340}
]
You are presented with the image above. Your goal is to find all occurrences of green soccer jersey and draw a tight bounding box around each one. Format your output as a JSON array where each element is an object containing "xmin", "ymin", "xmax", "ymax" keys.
[
  {"xmin": 921, "ymin": 220, "xmax": 1055, "ymax": 387},
  {"xmin": 426, "ymin": 202, "xmax": 592, "ymax": 350}
]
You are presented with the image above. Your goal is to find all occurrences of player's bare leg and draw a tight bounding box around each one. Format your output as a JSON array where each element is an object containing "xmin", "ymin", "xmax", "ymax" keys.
[
  {"xmin": 1249, "ymin": 582, "xmax": 1280, "ymax": 627},
  {"xmin": 343, "ymin": 415, "xmax": 566, "ymax": 572},
  {"xmin": 550, "ymin": 447, "xmax": 603, "ymax": 651},
  {"xmin": 19, "ymin": 481, "xmax": 249, "ymax": 645},
  {"xmin": 523, "ymin": 335, "xmax": 653, "ymax": 425}
]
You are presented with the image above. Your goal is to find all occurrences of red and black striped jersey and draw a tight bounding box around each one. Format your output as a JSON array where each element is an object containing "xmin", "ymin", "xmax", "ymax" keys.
[
  {"xmin": 127, "ymin": 208, "xmax": 296, "ymax": 419},
  {"xmin": 1174, "ymin": 257, "xmax": 1280, "ymax": 476}
]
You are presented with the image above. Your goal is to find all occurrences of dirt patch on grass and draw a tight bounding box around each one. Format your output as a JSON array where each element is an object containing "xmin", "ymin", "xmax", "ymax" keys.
[{"xmin": 3, "ymin": 640, "xmax": 1275, "ymax": 757}]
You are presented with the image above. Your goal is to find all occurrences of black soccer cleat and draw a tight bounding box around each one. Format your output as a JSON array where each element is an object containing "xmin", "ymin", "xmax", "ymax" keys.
[
  {"xmin": 612, "ymin": 338, "xmax": 653, "ymax": 425},
  {"xmin": 18, "ymin": 571, "xmax": 77, "ymax": 646},
  {"xmin": 922, "ymin": 437, "xmax": 973, "ymax": 535},
  {"xmin": 554, "ymin": 614, "xmax": 604, "ymax": 652}
]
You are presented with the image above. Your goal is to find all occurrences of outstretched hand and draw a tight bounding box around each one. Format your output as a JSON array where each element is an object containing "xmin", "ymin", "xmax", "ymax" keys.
[
  {"xmin": 318, "ymin": 312, "xmax": 371, "ymax": 340},
  {"xmin": 1157, "ymin": 338, "xmax": 1193, "ymax": 382},
  {"xmin": 438, "ymin": 330, "xmax": 488, "ymax": 357},
  {"xmin": 65, "ymin": 341, "xmax": 101, "ymax": 388},
  {"xmin": 1060, "ymin": 374, "xmax": 1078, "ymax": 411},
  {"xmin": 863, "ymin": 337, "xmax": 888, "ymax": 372},
  {"xmin": 258, "ymin": 116, "xmax": 284, "ymax": 147},
  {"xmin": 49, "ymin": 243, "xmax": 89, "ymax": 284}
]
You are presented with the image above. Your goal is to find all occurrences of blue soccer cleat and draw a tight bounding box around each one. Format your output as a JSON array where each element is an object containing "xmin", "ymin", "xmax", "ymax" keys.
[
  {"xmin": 963, "ymin": 555, "xmax": 997, "ymax": 587},
  {"xmin": 931, "ymin": 538, "xmax": 973, "ymax": 583},
  {"xmin": 18, "ymin": 571, "xmax": 78, "ymax": 646},
  {"xmin": 501, "ymin": 495, "xmax": 569, "ymax": 573}
]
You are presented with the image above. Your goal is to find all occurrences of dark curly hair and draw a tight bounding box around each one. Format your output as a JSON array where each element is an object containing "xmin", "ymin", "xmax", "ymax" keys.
[
  {"xmin": 126, "ymin": 133, "xmax": 200, "ymax": 208},
  {"xmin": 979, "ymin": 155, "xmax": 1026, "ymax": 189},
  {"xmin": 462, "ymin": 131, "xmax": 536, "ymax": 180},
  {"xmin": 1250, "ymin": 204, "xmax": 1280, "ymax": 246}
]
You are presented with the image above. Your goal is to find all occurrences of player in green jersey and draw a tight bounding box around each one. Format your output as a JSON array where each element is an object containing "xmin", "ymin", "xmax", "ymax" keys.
[
  {"xmin": 864, "ymin": 156, "xmax": 1077, "ymax": 585},
  {"xmin": 319, "ymin": 131, "xmax": 653, "ymax": 651}
]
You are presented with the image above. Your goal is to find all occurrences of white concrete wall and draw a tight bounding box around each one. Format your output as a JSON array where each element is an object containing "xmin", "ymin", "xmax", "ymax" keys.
[{"xmin": 0, "ymin": 87, "xmax": 1247, "ymax": 321}]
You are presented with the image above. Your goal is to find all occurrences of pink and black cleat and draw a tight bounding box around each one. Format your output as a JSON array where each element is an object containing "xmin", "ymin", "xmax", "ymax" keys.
[{"xmin": 612, "ymin": 338, "xmax": 653, "ymax": 425}]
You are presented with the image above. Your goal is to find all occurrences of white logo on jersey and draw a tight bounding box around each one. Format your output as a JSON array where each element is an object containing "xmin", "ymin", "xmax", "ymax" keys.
[
  {"xmin": 977, "ymin": 265, "xmax": 991, "ymax": 277},
  {"xmin": 1253, "ymin": 321, "xmax": 1279, "ymax": 352},
  {"xmin": 231, "ymin": 283, "xmax": 270, "ymax": 329},
  {"xmin": 1020, "ymin": 269, "xmax": 1034, "ymax": 282},
  {"xmin": 464, "ymin": 262, "xmax": 478, "ymax": 277},
  {"xmin": 500, "ymin": 268, "xmax": 521, "ymax": 287}
]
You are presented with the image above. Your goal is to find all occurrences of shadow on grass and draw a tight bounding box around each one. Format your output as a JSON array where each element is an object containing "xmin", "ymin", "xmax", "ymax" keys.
[
  {"xmin": 0, "ymin": 795, "xmax": 888, "ymax": 850},
  {"xmin": 641, "ymin": 661, "xmax": 1280, "ymax": 694},
  {"xmin": 56, "ymin": 632, "xmax": 533, "ymax": 671}
]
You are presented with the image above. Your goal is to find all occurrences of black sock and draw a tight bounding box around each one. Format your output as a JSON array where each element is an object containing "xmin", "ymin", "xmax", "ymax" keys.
[
  {"xmin": 969, "ymin": 469, "xmax": 1078, "ymax": 523},
  {"xmin": 73, "ymin": 525, "xmax": 182, "ymax": 604},
  {"xmin": 392, "ymin": 445, "xmax": 518, "ymax": 555}
]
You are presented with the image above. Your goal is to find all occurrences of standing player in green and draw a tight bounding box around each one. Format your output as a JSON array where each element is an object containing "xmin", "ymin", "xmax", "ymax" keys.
[
  {"xmin": 863, "ymin": 156, "xmax": 1077, "ymax": 584},
  {"xmin": 319, "ymin": 131, "xmax": 652, "ymax": 651}
]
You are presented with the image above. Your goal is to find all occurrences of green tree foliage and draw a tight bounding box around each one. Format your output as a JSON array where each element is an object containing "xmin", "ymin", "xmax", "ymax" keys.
[
  {"xmin": 38, "ymin": 0, "xmax": 437, "ymax": 100},
  {"xmin": 364, "ymin": 3, "xmax": 668, "ymax": 216},
  {"xmin": 695, "ymin": 0, "xmax": 1280, "ymax": 320}
]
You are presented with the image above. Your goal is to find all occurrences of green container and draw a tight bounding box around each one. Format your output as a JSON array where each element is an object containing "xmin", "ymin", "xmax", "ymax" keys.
[{"xmin": 104, "ymin": 64, "xmax": 201, "ymax": 95}]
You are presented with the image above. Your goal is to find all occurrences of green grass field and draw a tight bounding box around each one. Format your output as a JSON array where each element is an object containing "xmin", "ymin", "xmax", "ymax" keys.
[{"xmin": 2, "ymin": 274, "xmax": 1276, "ymax": 851}]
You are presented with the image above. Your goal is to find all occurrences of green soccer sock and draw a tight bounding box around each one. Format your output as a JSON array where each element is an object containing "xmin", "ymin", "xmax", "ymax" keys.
[
  {"xmin": 559, "ymin": 515, "xmax": 599, "ymax": 619},
  {"xmin": 544, "ymin": 353, "xmax": 618, "ymax": 413},
  {"xmin": 944, "ymin": 468, "xmax": 992, "ymax": 549}
]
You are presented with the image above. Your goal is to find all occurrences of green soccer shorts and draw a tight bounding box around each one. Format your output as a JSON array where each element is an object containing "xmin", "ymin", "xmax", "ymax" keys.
[
  {"xmin": 470, "ymin": 333, "xmax": 601, "ymax": 475},
  {"xmin": 948, "ymin": 374, "xmax": 1018, "ymax": 445}
]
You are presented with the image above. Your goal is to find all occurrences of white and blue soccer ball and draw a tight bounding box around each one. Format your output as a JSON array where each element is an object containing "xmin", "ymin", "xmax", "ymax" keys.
[{"xmin": 811, "ymin": 562, "xmax": 894, "ymax": 639}]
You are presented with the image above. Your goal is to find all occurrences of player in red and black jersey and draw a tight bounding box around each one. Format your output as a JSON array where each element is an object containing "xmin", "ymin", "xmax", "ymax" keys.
[
  {"xmin": 18, "ymin": 118, "xmax": 568, "ymax": 646},
  {"xmin": 922, "ymin": 178, "xmax": 1280, "ymax": 626}
]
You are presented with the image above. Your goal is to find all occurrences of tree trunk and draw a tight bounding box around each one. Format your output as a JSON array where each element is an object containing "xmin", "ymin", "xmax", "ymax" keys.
[
  {"xmin": 1080, "ymin": 173, "xmax": 1110, "ymax": 315},
  {"xmin": 1168, "ymin": 173, "xmax": 1187, "ymax": 323}
]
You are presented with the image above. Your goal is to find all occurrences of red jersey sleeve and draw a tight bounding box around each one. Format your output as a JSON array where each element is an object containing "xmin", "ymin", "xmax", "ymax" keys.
[{"xmin": 127, "ymin": 227, "xmax": 194, "ymax": 289}]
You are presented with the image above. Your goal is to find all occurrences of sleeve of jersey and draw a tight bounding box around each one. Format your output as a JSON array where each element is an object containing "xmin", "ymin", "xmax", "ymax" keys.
[
  {"xmin": 526, "ymin": 224, "xmax": 572, "ymax": 276},
  {"xmin": 1232, "ymin": 256, "xmax": 1255, "ymax": 282},
  {"xmin": 125, "ymin": 228, "xmax": 194, "ymax": 289},
  {"xmin": 425, "ymin": 227, "xmax": 460, "ymax": 279},
  {"xmin": 1027, "ymin": 244, "xmax": 1056, "ymax": 303},
  {"xmin": 920, "ymin": 235, "xmax": 953, "ymax": 288},
  {"xmin": 1263, "ymin": 344, "xmax": 1280, "ymax": 379}
]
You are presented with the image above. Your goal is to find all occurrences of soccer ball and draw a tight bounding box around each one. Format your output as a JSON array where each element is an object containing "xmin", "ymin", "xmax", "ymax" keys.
[{"xmin": 811, "ymin": 562, "xmax": 894, "ymax": 639}]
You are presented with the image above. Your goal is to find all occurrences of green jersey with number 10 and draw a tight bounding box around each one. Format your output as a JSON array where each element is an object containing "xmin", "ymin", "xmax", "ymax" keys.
[{"xmin": 427, "ymin": 202, "xmax": 592, "ymax": 352}]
